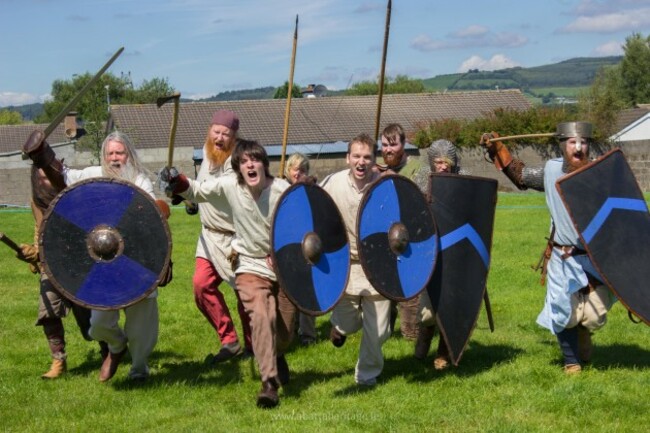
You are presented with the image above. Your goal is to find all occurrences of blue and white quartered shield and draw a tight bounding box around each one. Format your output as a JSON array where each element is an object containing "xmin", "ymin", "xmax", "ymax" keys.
[
  {"xmin": 557, "ymin": 148, "xmax": 650, "ymax": 325},
  {"xmin": 357, "ymin": 175, "xmax": 438, "ymax": 301},
  {"xmin": 39, "ymin": 178, "xmax": 171, "ymax": 310},
  {"xmin": 271, "ymin": 183, "xmax": 350, "ymax": 316},
  {"xmin": 427, "ymin": 173, "xmax": 497, "ymax": 366}
]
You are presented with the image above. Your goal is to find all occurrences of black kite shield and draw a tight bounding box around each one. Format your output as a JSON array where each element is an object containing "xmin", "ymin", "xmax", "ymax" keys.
[
  {"xmin": 358, "ymin": 175, "xmax": 438, "ymax": 301},
  {"xmin": 427, "ymin": 173, "xmax": 497, "ymax": 366},
  {"xmin": 557, "ymin": 149, "xmax": 650, "ymax": 325},
  {"xmin": 271, "ymin": 183, "xmax": 350, "ymax": 316},
  {"xmin": 39, "ymin": 178, "xmax": 171, "ymax": 310}
]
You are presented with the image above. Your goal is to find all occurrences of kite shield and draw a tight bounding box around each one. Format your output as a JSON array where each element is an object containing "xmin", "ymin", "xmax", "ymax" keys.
[
  {"xmin": 427, "ymin": 173, "xmax": 497, "ymax": 366},
  {"xmin": 39, "ymin": 178, "xmax": 171, "ymax": 310},
  {"xmin": 271, "ymin": 183, "xmax": 350, "ymax": 316},
  {"xmin": 557, "ymin": 148, "xmax": 650, "ymax": 325},
  {"xmin": 357, "ymin": 175, "xmax": 438, "ymax": 301}
]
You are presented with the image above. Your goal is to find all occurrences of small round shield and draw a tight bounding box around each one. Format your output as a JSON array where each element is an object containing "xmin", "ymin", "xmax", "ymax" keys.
[
  {"xmin": 358, "ymin": 175, "xmax": 438, "ymax": 301},
  {"xmin": 39, "ymin": 178, "xmax": 172, "ymax": 310},
  {"xmin": 271, "ymin": 183, "xmax": 350, "ymax": 315}
]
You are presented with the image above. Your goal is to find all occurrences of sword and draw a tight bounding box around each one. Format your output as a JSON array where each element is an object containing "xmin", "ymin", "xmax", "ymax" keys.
[
  {"xmin": 484, "ymin": 288, "xmax": 495, "ymax": 332},
  {"xmin": 0, "ymin": 231, "xmax": 25, "ymax": 258},
  {"xmin": 42, "ymin": 47, "xmax": 125, "ymax": 141}
]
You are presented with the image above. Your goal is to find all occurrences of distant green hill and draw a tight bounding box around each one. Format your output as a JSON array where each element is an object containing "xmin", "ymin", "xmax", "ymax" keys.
[{"xmin": 423, "ymin": 56, "xmax": 622, "ymax": 102}]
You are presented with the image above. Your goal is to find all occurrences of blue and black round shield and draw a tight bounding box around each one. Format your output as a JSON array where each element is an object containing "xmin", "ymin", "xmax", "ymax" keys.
[
  {"xmin": 357, "ymin": 175, "xmax": 438, "ymax": 301},
  {"xmin": 271, "ymin": 183, "xmax": 349, "ymax": 316},
  {"xmin": 39, "ymin": 178, "xmax": 171, "ymax": 310}
]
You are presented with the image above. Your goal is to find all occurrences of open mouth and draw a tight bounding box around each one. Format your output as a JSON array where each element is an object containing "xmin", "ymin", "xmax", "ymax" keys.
[
  {"xmin": 354, "ymin": 165, "xmax": 366, "ymax": 176},
  {"xmin": 247, "ymin": 170, "xmax": 258, "ymax": 180}
]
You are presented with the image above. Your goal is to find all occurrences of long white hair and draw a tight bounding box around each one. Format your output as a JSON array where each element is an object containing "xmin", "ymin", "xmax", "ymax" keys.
[{"xmin": 100, "ymin": 131, "xmax": 150, "ymax": 182}]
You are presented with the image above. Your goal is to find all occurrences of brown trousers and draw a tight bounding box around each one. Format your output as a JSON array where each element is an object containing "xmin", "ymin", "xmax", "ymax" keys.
[{"xmin": 234, "ymin": 273, "xmax": 296, "ymax": 382}]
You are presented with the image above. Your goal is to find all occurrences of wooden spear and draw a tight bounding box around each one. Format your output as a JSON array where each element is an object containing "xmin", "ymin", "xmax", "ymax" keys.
[
  {"xmin": 278, "ymin": 15, "xmax": 299, "ymax": 178},
  {"xmin": 374, "ymin": 0, "xmax": 392, "ymax": 142}
]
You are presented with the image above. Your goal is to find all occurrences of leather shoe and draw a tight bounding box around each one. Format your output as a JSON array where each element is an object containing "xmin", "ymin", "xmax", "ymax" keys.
[
  {"xmin": 256, "ymin": 378, "xmax": 280, "ymax": 409},
  {"xmin": 206, "ymin": 342, "xmax": 243, "ymax": 364},
  {"xmin": 276, "ymin": 355, "xmax": 290, "ymax": 386},
  {"xmin": 99, "ymin": 348, "xmax": 127, "ymax": 382},
  {"xmin": 330, "ymin": 327, "xmax": 346, "ymax": 348}
]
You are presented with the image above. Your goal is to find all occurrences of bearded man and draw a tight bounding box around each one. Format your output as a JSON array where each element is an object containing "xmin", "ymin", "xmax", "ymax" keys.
[
  {"xmin": 192, "ymin": 110, "xmax": 252, "ymax": 363},
  {"xmin": 482, "ymin": 121, "xmax": 615, "ymax": 374},
  {"xmin": 376, "ymin": 123, "xmax": 422, "ymax": 340},
  {"xmin": 24, "ymin": 130, "xmax": 162, "ymax": 381}
]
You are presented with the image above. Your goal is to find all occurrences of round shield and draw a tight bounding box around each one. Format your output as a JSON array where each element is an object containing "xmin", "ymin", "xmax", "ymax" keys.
[
  {"xmin": 39, "ymin": 178, "xmax": 171, "ymax": 310},
  {"xmin": 271, "ymin": 183, "xmax": 350, "ymax": 315},
  {"xmin": 357, "ymin": 175, "xmax": 438, "ymax": 301}
]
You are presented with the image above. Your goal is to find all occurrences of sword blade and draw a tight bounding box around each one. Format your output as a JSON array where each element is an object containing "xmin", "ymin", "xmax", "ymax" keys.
[{"xmin": 43, "ymin": 47, "xmax": 125, "ymax": 138}]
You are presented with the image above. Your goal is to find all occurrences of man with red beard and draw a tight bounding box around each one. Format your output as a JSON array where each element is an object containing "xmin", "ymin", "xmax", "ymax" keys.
[
  {"xmin": 193, "ymin": 110, "xmax": 252, "ymax": 363},
  {"xmin": 376, "ymin": 124, "xmax": 422, "ymax": 341},
  {"xmin": 482, "ymin": 121, "xmax": 615, "ymax": 374}
]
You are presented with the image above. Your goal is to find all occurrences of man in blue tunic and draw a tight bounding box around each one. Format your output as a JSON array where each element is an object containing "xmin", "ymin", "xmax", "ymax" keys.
[{"xmin": 482, "ymin": 122, "xmax": 615, "ymax": 374}]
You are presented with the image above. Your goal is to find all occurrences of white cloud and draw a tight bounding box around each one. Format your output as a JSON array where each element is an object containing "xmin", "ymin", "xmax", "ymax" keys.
[
  {"xmin": 452, "ymin": 25, "xmax": 489, "ymax": 38},
  {"xmin": 411, "ymin": 30, "xmax": 527, "ymax": 52},
  {"xmin": 0, "ymin": 92, "xmax": 46, "ymax": 108},
  {"xmin": 457, "ymin": 54, "xmax": 520, "ymax": 73},
  {"xmin": 592, "ymin": 40, "xmax": 624, "ymax": 56},
  {"xmin": 560, "ymin": 7, "xmax": 650, "ymax": 33}
]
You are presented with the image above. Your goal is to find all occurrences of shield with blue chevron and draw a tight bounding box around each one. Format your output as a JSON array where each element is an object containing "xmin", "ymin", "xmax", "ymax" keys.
[
  {"xmin": 357, "ymin": 175, "xmax": 438, "ymax": 301},
  {"xmin": 271, "ymin": 183, "xmax": 350, "ymax": 315},
  {"xmin": 39, "ymin": 178, "xmax": 171, "ymax": 310},
  {"xmin": 557, "ymin": 148, "xmax": 650, "ymax": 325},
  {"xmin": 427, "ymin": 173, "xmax": 497, "ymax": 366}
]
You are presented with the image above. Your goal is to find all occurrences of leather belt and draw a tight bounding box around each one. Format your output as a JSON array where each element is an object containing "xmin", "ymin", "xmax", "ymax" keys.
[{"xmin": 553, "ymin": 242, "xmax": 587, "ymax": 260}]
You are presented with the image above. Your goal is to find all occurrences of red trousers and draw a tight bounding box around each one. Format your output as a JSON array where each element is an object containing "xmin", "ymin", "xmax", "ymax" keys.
[{"xmin": 193, "ymin": 257, "xmax": 252, "ymax": 350}]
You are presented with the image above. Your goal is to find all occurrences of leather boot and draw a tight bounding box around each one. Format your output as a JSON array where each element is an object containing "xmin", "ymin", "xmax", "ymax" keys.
[
  {"xmin": 433, "ymin": 339, "xmax": 450, "ymax": 371},
  {"xmin": 256, "ymin": 378, "xmax": 280, "ymax": 408},
  {"xmin": 42, "ymin": 358, "xmax": 67, "ymax": 379},
  {"xmin": 414, "ymin": 326, "xmax": 435, "ymax": 360},
  {"xmin": 577, "ymin": 325, "xmax": 593, "ymax": 364},
  {"xmin": 99, "ymin": 348, "xmax": 128, "ymax": 382}
]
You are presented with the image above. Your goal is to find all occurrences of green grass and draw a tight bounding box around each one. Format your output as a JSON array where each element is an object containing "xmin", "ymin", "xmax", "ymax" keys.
[{"xmin": 1, "ymin": 193, "xmax": 649, "ymax": 432}]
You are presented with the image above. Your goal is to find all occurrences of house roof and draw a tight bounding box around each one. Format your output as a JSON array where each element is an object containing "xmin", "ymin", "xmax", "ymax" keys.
[
  {"xmin": 108, "ymin": 90, "xmax": 531, "ymax": 150},
  {"xmin": 614, "ymin": 105, "xmax": 650, "ymax": 132},
  {"xmin": 0, "ymin": 123, "xmax": 72, "ymax": 155}
]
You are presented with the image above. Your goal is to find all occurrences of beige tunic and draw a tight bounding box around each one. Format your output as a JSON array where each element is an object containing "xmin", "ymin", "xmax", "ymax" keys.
[
  {"xmin": 320, "ymin": 169, "xmax": 381, "ymax": 296},
  {"xmin": 183, "ymin": 174, "xmax": 290, "ymax": 281},
  {"xmin": 194, "ymin": 152, "xmax": 236, "ymax": 285}
]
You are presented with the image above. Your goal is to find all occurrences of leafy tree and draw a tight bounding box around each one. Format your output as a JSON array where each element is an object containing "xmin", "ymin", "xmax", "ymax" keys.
[
  {"xmin": 273, "ymin": 81, "xmax": 303, "ymax": 99},
  {"xmin": 0, "ymin": 109, "xmax": 23, "ymax": 125},
  {"xmin": 34, "ymin": 72, "xmax": 175, "ymax": 163},
  {"xmin": 578, "ymin": 66, "xmax": 627, "ymax": 141},
  {"xmin": 620, "ymin": 33, "xmax": 650, "ymax": 105},
  {"xmin": 345, "ymin": 75, "xmax": 425, "ymax": 96}
]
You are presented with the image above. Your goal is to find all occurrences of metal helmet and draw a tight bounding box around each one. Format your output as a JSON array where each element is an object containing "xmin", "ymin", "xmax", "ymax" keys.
[
  {"xmin": 427, "ymin": 139, "xmax": 459, "ymax": 173},
  {"xmin": 556, "ymin": 122, "xmax": 593, "ymax": 152}
]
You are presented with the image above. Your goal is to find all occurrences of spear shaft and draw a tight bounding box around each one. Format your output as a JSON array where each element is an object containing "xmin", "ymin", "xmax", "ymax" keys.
[{"xmin": 279, "ymin": 15, "xmax": 299, "ymax": 178}]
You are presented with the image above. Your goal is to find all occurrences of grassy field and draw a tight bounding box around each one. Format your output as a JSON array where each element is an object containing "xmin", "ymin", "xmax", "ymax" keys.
[{"xmin": 1, "ymin": 192, "xmax": 649, "ymax": 432}]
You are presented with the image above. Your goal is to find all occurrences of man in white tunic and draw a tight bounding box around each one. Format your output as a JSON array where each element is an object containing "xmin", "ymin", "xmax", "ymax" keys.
[
  {"xmin": 164, "ymin": 140, "xmax": 296, "ymax": 408},
  {"xmin": 320, "ymin": 133, "xmax": 391, "ymax": 386}
]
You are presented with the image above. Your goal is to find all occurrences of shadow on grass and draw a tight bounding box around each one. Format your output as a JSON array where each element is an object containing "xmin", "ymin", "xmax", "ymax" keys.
[{"xmin": 383, "ymin": 341, "xmax": 524, "ymax": 383}]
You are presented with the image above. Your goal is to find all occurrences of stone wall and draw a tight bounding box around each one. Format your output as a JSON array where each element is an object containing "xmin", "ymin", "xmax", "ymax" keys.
[{"xmin": 2, "ymin": 140, "xmax": 650, "ymax": 207}]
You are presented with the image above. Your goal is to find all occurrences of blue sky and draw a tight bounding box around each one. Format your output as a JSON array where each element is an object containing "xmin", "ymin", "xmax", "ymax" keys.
[{"xmin": 1, "ymin": 0, "xmax": 649, "ymax": 107}]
